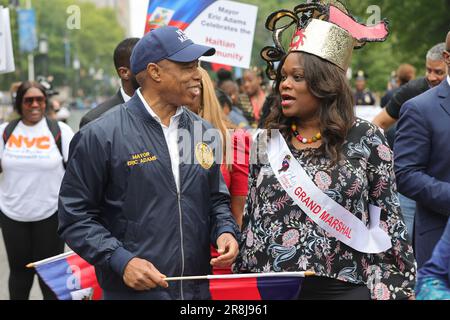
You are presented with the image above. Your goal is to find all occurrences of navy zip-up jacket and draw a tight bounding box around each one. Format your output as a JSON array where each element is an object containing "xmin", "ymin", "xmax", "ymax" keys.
[{"xmin": 58, "ymin": 94, "xmax": 240, "ymax": 299}]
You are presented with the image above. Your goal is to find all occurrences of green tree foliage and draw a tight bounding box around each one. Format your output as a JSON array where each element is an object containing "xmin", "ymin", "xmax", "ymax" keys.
[
  {"xmin": 342, "ymin": 0, "xmax": 449, "ymax": 91},
  {"xmin": 2, "ymin": 0, "xmax": 448, "ymax": 95},
  {"xmin": 244, "ymin": 0, "xmax": 449, "ymax": 92},
  {"xmin": 0, "ymin": 0, "xmax": 124, "ymax": 97}
]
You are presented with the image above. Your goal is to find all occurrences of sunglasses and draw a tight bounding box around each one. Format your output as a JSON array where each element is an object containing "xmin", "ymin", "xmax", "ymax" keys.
[{"xmin": 23, "ymin": 96, "xmax": 46, "ymax": 105}]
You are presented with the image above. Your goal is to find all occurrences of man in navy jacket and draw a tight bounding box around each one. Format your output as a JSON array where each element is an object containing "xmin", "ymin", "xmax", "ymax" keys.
[
  {"xmin": 394, "ymin": 31, "xmax": 450, "ymax": 269},
  {"xmin": 58, "ymin": 27, "xmax": 240, "ymax": 299}
]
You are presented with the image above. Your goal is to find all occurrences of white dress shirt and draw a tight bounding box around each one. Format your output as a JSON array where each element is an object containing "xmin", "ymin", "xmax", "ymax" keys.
[
  {"xmin": 447, "ymin": 75, "xmax": 450, "ymax": 87},
  {"xmin": 137, "ymin": 89, "xmax": 183, "ymax": 192},
  {"xmin": 120, "ymin": 87, "xmax": 132, "ymax": 103}
]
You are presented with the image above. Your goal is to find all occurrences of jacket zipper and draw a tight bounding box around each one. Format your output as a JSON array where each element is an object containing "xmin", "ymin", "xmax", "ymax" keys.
[
  {"xmin": 177, "ymin": 191, "xmax": 185, "ymax": 300},
  {"xmin": 159, "ymin": 115, "xmax": 185, "ymax": 299}
]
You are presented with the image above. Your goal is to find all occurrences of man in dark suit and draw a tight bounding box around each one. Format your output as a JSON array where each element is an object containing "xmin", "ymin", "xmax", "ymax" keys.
[
  {"xmin": 79, "ymin": 38, "xmax": 140, "ymax": 128},
  {"xmin": 374, "ymin": 43, "xmax": 447, "ymax": 242},
  {"xmin": 394, "ymin": 31, "xmax": 450, "ymax": 268}
]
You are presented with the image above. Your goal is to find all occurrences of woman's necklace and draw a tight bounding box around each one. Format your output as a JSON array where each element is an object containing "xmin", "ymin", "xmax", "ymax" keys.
[{"xmin": 291, "ymin": 123, "xmax": 321, "ymax": 144}]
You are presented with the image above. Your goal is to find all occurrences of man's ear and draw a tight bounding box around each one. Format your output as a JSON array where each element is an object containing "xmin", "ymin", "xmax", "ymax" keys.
[
  {"xmin": 147, "ymin": 63, "xmax": 161, "ymax": 82},
  {"xmin": 117, "ymin": 67, "xmax": 130, "ymax": 81},
  {"xmin": 443, "ymin": 50, "xmax": 450, "ymax": 66}
]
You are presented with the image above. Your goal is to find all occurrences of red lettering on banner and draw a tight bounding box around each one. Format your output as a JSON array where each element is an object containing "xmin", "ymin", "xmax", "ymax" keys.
[
  {"xmin": 345, "ymin": 227, "xmax": 352, "ymax": 239},
  {"xmin": 326, "ymin": 216, "xmax": 334, "ymax": 225},
  {"xmin": 302, "ymin": 196, "xmax": 310, "ymax": 207},
  {"xmin": 294, "ymin": 187, "xmax": 303, "ymax": 196},
  {"xmin": 331, "ymin": 219, "xmax": 339, "ymax": 229},
  {"xmin": 306, "ymin": 198, "xmax": 314, "ymax": 210},
  {"xmin": 205, "ymin": 37, "xmax": 236, "ymax": 49},
  {"xmin": 292, "ymin": 185, "xmax": 354, "ymax": 239},
  {"xmin": 305, "ymin": 199, "xmax": 321, "ymax": 215},
  {"xmin": 320, "ymin": 211, "xmax": 330, "ymax": 221},
  {"xmin": 295, "ymin": 187, "xmax": 323, "ymax": 215},
  {"xmin": 319, "ymin": 210, "xmax": 352, "ymax": 239},
  {"xmin": 313, "ymin": 205, "xmax": 321, "ymax": 215},
  {"xmin": 300, "ymin": 192, "xmax": 306, "ymax": 201}
]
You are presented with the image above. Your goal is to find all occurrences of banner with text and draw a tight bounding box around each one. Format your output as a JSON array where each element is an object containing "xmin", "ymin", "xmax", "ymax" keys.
[
  {"xmin": 0, "ymin": 7, "xmax": 15, "ymax": 74},
  {"xmin": 144, "ymin": 0, "xmax": 258, "ymax": 69}
]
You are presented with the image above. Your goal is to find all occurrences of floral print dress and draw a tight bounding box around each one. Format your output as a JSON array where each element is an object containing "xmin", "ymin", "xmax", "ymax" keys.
[{"xmin": 233, "ymin": 118, "xmax": 416, "ymax": 300}]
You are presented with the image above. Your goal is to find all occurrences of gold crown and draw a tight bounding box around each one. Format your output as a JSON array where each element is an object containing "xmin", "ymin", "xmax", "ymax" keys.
[
  {"xmin": 288, "ymin": 19, "xmax": 354, "ymax": 71},
  {"xmin": 260, "ymin": 1, "xmax": 389, "ymax": 79}
]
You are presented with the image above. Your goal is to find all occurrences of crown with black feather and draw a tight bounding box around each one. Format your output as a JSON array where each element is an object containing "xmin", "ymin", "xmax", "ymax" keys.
[{"xmin": 260, "ymin": 0, "xmax": 389, "ymax": 79}]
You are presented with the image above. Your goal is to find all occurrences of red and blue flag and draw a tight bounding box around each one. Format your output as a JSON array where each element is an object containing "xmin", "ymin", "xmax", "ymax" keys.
[
  {"xmin": 30, "ymin": 251, "xmax": 102, "ymax": 300},
  {"xmin": 209, "ymin": 276, "xmax": 304, "ymax": 300},
  {"xmin": 31, "ymin": 251, "xmax": 310, "ymax": 300},
  {"xmin": 145, "ymin": 0, "xmax": 215, "ymax": 33}
]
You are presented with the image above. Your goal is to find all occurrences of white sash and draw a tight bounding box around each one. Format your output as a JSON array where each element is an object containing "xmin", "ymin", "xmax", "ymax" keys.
[{"xmin": 267, "ymin": 130, "xmax": 392, "ymax": 254}]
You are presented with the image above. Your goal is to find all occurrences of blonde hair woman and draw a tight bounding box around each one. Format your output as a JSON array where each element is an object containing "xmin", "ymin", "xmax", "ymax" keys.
[
  {"xmin": 189, "ymin": 67, "xmax": 251, "ymax": 228},
  {"xmin": 188, "ymin": 67, "xmax": 251, "ymax": 275}
]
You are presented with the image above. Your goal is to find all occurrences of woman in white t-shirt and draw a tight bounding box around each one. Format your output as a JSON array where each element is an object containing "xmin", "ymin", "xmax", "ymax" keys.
[{"xmin": 0, "ymin": 81, "xmax": 74, "ymax": 300}]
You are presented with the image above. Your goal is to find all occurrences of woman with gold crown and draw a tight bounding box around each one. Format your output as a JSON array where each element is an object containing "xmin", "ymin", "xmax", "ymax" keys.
[{"xmin": 233, "ymin": 1, "xmax": 416, "ymax": 300}]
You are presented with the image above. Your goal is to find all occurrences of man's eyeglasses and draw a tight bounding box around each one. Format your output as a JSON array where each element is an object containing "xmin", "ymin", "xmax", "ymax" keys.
[{"xmin": 23, "ymin": 96, "xmax": 45, "ymax": 105}]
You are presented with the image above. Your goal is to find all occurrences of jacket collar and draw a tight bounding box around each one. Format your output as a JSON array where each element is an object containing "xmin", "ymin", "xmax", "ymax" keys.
[
  {"xmin": 112, "ymin": 90, "xmax": 124, "ymax": 104},
  {"xmin": 438, "ymin": 78, "xmax": 449, "ymax": 98},
  {"xmin": 438, "ymin": 80, "xmax": 450, "ymax": 116},
  {"xmin": 119, "ymin": 87, "xmax": 132, "ymax": 103},
  {"xmin": 125, "ymin": 92, "xmax": 190, "ymax": 129}
]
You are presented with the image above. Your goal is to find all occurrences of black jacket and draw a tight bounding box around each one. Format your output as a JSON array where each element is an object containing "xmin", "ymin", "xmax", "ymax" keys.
[
  {"xmin": 59, "ymin": 93, "xmax": 240, "ymax": 299},
  {"xmin": 385, "ymin": 77, "xmax": 430, "ymax": 120},
  {"xmin": 79, "ymin": 91, "xmax": 124, "ymax": 129}
]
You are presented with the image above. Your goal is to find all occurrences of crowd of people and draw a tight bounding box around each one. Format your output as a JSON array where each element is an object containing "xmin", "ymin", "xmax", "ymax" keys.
[{"xmin": 0, "ymin": 2, "xmax": 449, "ymax": 301}]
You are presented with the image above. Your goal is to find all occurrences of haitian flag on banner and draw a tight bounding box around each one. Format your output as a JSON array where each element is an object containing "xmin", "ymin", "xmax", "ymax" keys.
[
  {"xmin": 141, "ymin": 0, "xmax": 258, "ymax": 69},
  {"xmin": 145, "ymin": 0, "xmax": 215, "ymax": 33},
  {"xmin": 30, "ymin": 251, "xmax": 102, "ymax": 300}
]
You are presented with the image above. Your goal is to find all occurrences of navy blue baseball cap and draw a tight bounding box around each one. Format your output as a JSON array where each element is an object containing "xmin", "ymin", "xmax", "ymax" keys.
[{"xmin": 130, "ymin": 26, "xmax": 216, "ymax": 74}]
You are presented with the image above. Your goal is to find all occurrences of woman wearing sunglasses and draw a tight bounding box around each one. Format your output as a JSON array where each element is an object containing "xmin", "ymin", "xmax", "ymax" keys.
[{"xmin": 0, "ymin": 81, "xmax": 74, "ymax": 299}]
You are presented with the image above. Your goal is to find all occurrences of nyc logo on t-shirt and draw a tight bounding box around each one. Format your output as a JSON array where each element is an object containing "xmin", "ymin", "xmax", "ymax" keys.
[{"xmin": 7, "ymin": 134, "xmax": 51, "ymax": 149}]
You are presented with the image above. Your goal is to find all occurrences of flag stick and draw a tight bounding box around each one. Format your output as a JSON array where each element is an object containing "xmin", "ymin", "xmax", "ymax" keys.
[
  {"xmin": 164, "ymin": 271, "xmax": 315, "ymax": 281},
  {"xmin": 26, "ymin": 250, "xmax": 75, "ymax": 268}
]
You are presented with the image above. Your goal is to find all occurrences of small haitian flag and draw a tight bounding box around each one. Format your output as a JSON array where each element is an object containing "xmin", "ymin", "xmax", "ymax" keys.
[
  {"xmin": 145, "ymin": 0, "xmax": 215, "ymax": 33},
  {"xmin": 30, "ymin": 251, "xmax": 102, "ymax": 300},
  {"xmin": 31, "ymin": 251, "xmax": 311, "ymax": 300},
  {"xmin": 209, "ymin": 246, "xmax": 306, "ymax": 299},
  {"xmin": 209, "ymin": 275, "xmax": 305, "ymax": 300}
]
